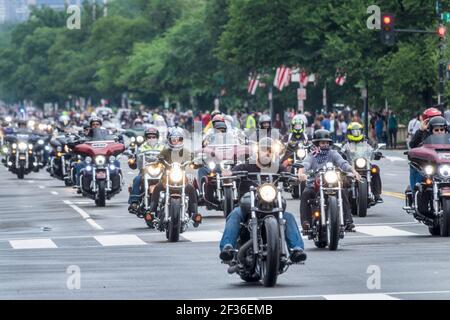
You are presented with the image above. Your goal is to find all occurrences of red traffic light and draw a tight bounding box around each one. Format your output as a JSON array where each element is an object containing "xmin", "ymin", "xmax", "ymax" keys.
[
  {"xmin": 438, "ymin": 25, "xmax": 446, "ymax": 37},
  {"xmin": 383, "ymin": 16, "xmax": 391, "ymax": 25}
]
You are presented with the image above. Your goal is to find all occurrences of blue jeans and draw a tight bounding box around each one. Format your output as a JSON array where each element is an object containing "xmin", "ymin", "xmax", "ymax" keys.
[
  {"xmin": 219, "ymin": 207, "xmax": 304, "ymax": 251},
  {"xmin": 409, "ymin": 166, "xmax": 424, "ymax": 191},
  {"xmin": 128, "ymin": 173, "xmax": 142, "ymax": 204}
]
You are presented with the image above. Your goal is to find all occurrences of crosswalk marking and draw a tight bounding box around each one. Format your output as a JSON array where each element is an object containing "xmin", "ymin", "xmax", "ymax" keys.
[
  {"xmin": 323, "ymin": 293, "xmax": 400, "ymax": 300},
  {"xmin": 356, "ymin": 226, "xmax": 418, "ymax": 237},
  {"xmin": 181, "ymin": 231, "xmax": 223, "ymax": 242},
  {"xmin": 94, "ymin": 234, "xmax": 147, "ymax": 246},
  {"xmin": 9, "ymin": 238, "xmax": 57, "ymax": 249}
]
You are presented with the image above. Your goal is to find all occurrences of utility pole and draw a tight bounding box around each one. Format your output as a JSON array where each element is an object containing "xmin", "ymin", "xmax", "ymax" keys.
[{"xmin": 363, "ymin": 79, "xmax": 369, "ymax": 138}]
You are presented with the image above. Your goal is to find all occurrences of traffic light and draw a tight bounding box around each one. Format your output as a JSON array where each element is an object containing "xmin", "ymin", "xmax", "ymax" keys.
[
  {"xmin": 380, "ymin": 13, "xmax": 395, "ymax": 45},
  {"xmin": 438, "ymin": 24, "xmax": 447, "ymax": 38},
  {"xmin": 442, "ymin": 12, "xmax": 450, "ymax": 23}
]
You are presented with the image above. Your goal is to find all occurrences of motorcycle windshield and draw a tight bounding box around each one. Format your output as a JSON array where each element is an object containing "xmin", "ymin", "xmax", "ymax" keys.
[
  {"xmin": 347, "ymin": 143, "xmax": 372, "ymax": 159},
  {"xmin": 207, "ymin": 133, "xmax": 239, "ymax": 146},
  {"xmin": 423, "ymin": 133, "xmax": 450, "ymax": 146},
  {"xmin": 89, "ymin": 128, "xmax": 115, "ymax": 141}
]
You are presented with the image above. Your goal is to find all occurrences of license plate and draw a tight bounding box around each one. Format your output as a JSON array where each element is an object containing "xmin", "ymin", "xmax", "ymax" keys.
[
  {"xmin": 96, "ymin": 172, "xmax": 106, "ymax": 179},
  {"xmin": 19, "ymin": 155, "xmax": 26, "ymax": 160},
  {"xmin": 442, "ymin": 188, "xmax": 450, "ymax": 196}
]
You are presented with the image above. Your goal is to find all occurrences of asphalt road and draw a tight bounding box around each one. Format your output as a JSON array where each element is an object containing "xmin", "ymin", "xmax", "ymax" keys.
[{"xmin": 2, "ymin": 150, "xmax": 450, "ymax": 300}]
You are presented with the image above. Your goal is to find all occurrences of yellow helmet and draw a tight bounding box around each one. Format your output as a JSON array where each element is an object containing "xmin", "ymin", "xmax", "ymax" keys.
[{"xmin": 347, "ymin": 122, "xmax": 364, "ymax": 142}]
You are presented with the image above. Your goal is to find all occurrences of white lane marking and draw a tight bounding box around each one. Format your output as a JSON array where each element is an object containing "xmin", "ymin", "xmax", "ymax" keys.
[
  {"xmin": 356, "ymin": 222, "xmax": 420, "ymax": 226},
  {"xmin": 51, "ymin": 191, "xmax": 58, "ymax": 195},
  {"xmin": 63, "ymin": 200, "xmax": 104, "ymax": 230},
  {"xmin": 9, "ymin": 238, "xmax": 57, "ymax": 249},
  {"xmin": 39, "ymin": 185, "xmax": 45, "ymax": 189},
  {"xmin": 356, "ymin": 226, "xmax": 418, "ymax": 237},
  {"xmin": 385, "ymin": 173, "xmax": 398, "ymax": 176},
  {"xmin": 385, "ymin": 156, "xmax": 407, "ymax": 162},
  {"xmin": 94, "ymin": 235, "xmax": 146, "ymax": 246},
  {"xmin": 323, "ymin": 293, "xmax": 400, "ymax": 300},
  {"xmin": 28, "ymin": 180, "xmax": 34, "ymax": 184},
  {"xmin": 207, "ymin": 290, "xmax": 450, "ymax": 300},
  {"xmin": 181, "ymin": 231, "xmax": 223, "ymax": 242}
]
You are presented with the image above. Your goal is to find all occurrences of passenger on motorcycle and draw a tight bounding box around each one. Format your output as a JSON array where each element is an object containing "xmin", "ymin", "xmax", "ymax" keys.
[
  {"xmin": 147, "ymin": 127, "xmax": 202, "ymax": 225},
  {"xmin": 219, "ymin": 137, "xmax": 307, "ymax": 263},
  {"xmin": 298, "ymin": 129, "xmax": 361, "ymax": 232},
  {"xmin": 341, "ymin": 122, "xmax": 383, "ymax": 203},
  {"xmin": 128, "ymin": 127, "xmax": 165, "ymax": 214}
]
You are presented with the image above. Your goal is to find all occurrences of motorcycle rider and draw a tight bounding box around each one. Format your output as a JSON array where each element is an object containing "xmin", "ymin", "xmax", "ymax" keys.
[
  {"xmin": 147, "ymin": 127, "xmax": 202, "ymax": 226},
  {"xmin": 298, "ymin": 129, "xmax": 361, "ymax": 232},
  {"xmin": 407, "ymin": 108, "xmax": 443, "ymax": 198},
  {"xmin": 128, "ymin": 127, "xmax": 165, "ymax": 215},
  {"xmin": 341, "ymin": 122, "xmax": 383, "ymax": 203},
  {"xmin": 282, "ymin": 115, "xmax": 309, "ymax": 163},
  {"xmin": 219, "ymin": 137, "xmax": 307, "ymax": 263},
  {"xmin": 407, "ymin": 115, "xmax": 448, "ymax": 207}
]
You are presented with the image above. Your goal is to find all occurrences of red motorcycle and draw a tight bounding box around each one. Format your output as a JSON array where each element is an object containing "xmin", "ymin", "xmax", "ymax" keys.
[
  {"xmin": 404, "ymin": 133, "xmax": 450, "ymax": 236},
  {"xmin": 74, "ymin": 129, "xmax": 125, "ymax": 207}
]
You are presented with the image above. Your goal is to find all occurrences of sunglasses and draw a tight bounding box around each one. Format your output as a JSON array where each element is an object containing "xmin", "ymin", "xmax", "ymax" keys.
[{"xmin": 433, "ymin": 128, "xmax": 446, "ymax": 132}]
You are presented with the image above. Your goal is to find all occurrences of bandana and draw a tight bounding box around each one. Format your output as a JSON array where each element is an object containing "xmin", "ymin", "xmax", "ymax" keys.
[{"xmin": 311, "ymin": 145, "xmax": 330, "ymax": 165}]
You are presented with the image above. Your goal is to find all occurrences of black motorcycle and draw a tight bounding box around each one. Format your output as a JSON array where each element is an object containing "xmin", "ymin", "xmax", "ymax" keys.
[{"xmin": 224, "ymin": 171, "xmax": 303, "ymax": 287}]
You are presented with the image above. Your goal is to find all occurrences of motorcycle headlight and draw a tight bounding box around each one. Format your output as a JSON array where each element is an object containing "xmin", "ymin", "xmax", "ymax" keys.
[
  {"xmin": 95, "ymin": 155, "xmax": 106, "ymax": 166},
  {"xmin": 439, "ymin": 165, "xmax": 450, "ymax": 178},
  {"xmin": 28, "ymin": 144, "xmax": 33, "ymax": 150},
  {"xmin": 147, "ymin": 165, "xmax": 162, "ymax": 177},
  {"xmin": 424, "ymin": 165, "xmax": 435, "ymax": 176},
  {"xmin": 170, "ymin": 165, "xmax": 183, "ymax": 183},
  {"xmin": 45, "ymin": 146, "xmax": 50, "ymax": 151},
  {"xmin": 28, "ymin": 120, "xmax": 35, "ymax": 128},
  {"xmin": 131, "ymin": 137, "xmax": 136, "ymax": 143},
  {"xmin": 296, "ymin": 148, "xmax": 306, "ymax": 159},
  {"xmin": 38, "ymin": 139, "xmax": 44, "ymax": 145},
  {"xmin": 18, "ymin": 142, "xmax": 27, "ymax": 151},
  {"xmin": 208, "ymin": 161, "xmax": 216, "ymax": 170},
  {"xmin": 12, "ymin": 143, "xmax": 17, "ymax": 149},
  {"xmin": 259, "ymin": 184, "xmax": 277, "ymax": 203},
  {"xmin": 109, "ymin": 155, "xmax": 116, "ymax": 163},
  {"xmin": 5, "ymin": 116, "xmax": 11, "ymax": 123},
  {"xmin": 85, "ymin": 156, "xmax": 92, "ymax": 164},
  {"xmin": 56, "ymin": 146, "xmax": 62, "ymax": 152},
  {"xmin": 38, "ymin": 124, "xmax": 46, "ymax": 131},
  {"xmin": 324, "ymin": 171, "xmax": 339, "ymax": 184},
  {"xmin": 136, "ymin": 136, "xmax": 144, "ymax": 144},
  {"xmin": 355, "ymin": 158, "xmax": 367, "ymax": 169},
  {"xmin": 2, "ymin": 147, "xmax": 8, "ymax": 153}
]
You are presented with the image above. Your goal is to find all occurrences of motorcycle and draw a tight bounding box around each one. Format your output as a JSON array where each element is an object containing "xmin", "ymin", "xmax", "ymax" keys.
[
  {"xmin": 129, "ymin": 149, "xmax": 163, "ymax": 226},
  {"xmin": 283, "ymin": 141, "xmax": 309, "ymax": 199},
  {"xmin": 3, "ymin": 133, "xmax": 39, "ymax": 179},
  {"xmin": 48, "ymin": 135, "xmax": 74, "ymax": 185},
  {"xmin": 345, "ymin": 143, "xmax": 385, "ymax": 218},
  {"xmin": 74, "ymin": 129, "xmax": 125, "ymax": 207},
  {"xmin": 224, "ymin": 171, "xmax": 303, "ymax": 287},
  {"xmin": 403, "ymin": 133, "xmax": 450, "ymax": 236},
  {"xmin": 302, "ymin": 163, "xmax": 349, "ymax": 250},
  {"xmin": 200, "ymin": 132, "xmax": 249, "ymax": 217},
  {"xmin": 151, "ymin": 156, "xmax": 202, "ymax": 242}
]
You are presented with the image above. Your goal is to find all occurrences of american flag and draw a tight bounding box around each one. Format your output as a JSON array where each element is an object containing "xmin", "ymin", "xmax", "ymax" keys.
[
  {"xmin": 273, "ymin": 66, "xmax": 291, "ymax": 91},
  {"xmin": 247, "ymin": 74, "xmax": 260, "ymax": 95}
]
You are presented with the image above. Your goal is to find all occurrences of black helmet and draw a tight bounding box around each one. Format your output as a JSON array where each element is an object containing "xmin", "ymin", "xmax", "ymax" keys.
[
  {"xmin": 259, "ymin": 114, "xmax": 271, "ymax": 129},
  {"xmin": 89, "ymin": 116, "xmax": 103, "ymax": 127},
  {"xmin": 312, "ymin": 129, "xmax": 333, "ymax": 145},
  {"xmin": 429, "ymin": 116, "xmax": 448, "ymax": 133}
]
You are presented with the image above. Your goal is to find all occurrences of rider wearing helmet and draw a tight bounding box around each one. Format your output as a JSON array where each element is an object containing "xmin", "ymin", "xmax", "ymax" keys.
[
  {"xmin": 146, "ymin": 127, "xmax": 201, "ymax": 226},
  {"xmin": 409, "ymin": 107, "xmax": 442, "ymax": 149},
  {"xmin": 128, "ymin": 127, "xmax": 165, "ymax": 214},
  {"xmin": 282, "ymin": 115, "xmax": 308, "ymax": 162},
  {"xmin": 407, "ymin": 108, "xmax": 444, "ymax": 205},
  {"xmin": 203, "ymin": 110, "xmax": 222, "ymax": 133},
  {"xmin": 133, "ymin": 118, "xmax": 144, "ymax": 128},
  {"xmin": 298, "ymin": 129, "xmax": 361, "ymax": 232},
  {"xmin": 342, "ymin": 122, "xmax": 383, "ymax": 203},
  {"xmin": 219, "ymin": 137, "xmax": 307, "ymax": 263}
]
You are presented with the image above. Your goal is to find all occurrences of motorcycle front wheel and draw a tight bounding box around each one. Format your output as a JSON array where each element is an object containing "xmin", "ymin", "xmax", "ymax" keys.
[
  {"xmin": 440, "ymin": 198, "xmax": 450, "ymax": 237},
  {"xmin": 167, "ymin": 197, "xmax": 181, "ymax": 242},
  {"xmin": 260, "ymin": 216, "xmax": 280, "ymax": 287},
  {"xmin": 327, "ymin": 196, "xmax": 340, "ymax": 251},
  {"xmin": 222, "ymin": 187, "xmax": 234, "ymax": 218}
]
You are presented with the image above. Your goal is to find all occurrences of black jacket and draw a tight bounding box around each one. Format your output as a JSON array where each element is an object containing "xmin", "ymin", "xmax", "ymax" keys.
[{"xmin": 409, "ymin": 129, "xmax": 430, "ymax": 149}]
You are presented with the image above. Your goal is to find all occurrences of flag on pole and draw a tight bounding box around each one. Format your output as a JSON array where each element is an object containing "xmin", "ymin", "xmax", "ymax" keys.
[
  {"xmin": 273, "ymin": 66, "xmax": 291, "ymax": 91},
  {"xmin": 300, "ymin": 70, "xmax": 308, "ymax": 87},
  {"xmin": 248, "ymin": 74, "xmax": 260, "ymax": 95}
]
